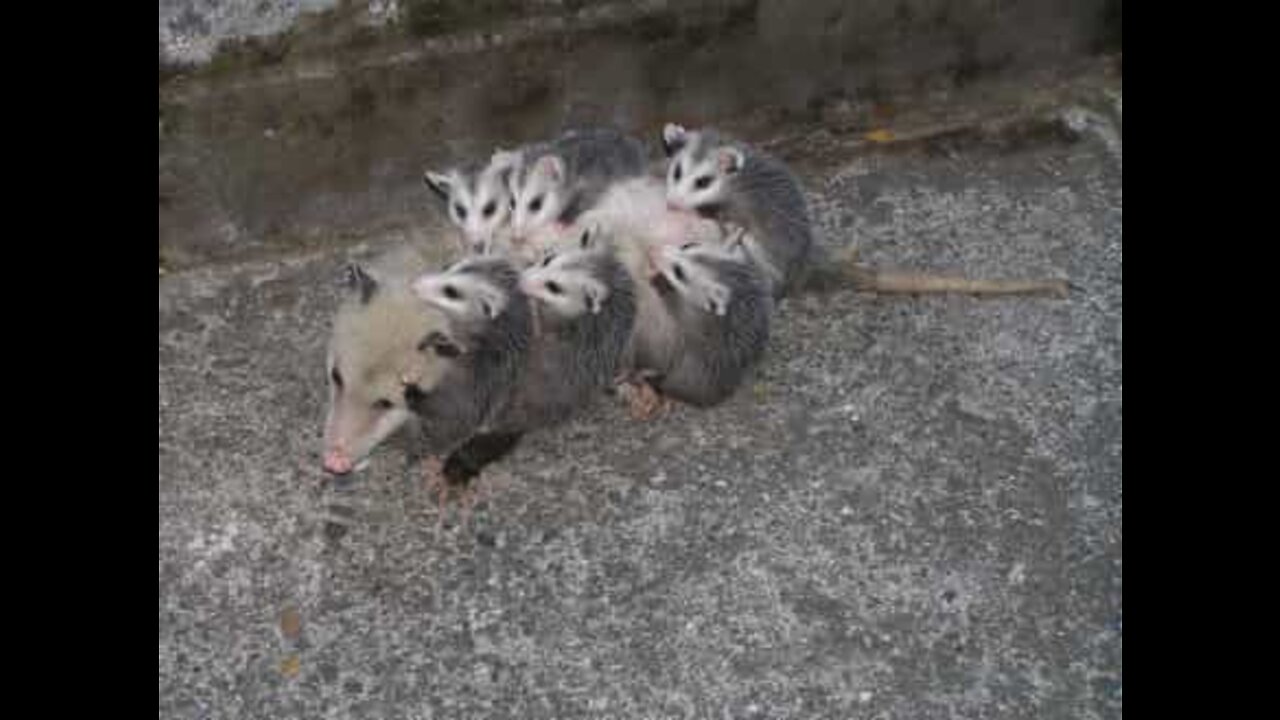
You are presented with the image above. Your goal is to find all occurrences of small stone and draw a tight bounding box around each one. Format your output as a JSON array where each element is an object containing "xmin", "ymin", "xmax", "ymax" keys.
[{"xmin": 279, "ymin": 606, "xmax": 302, "ymax": 640}]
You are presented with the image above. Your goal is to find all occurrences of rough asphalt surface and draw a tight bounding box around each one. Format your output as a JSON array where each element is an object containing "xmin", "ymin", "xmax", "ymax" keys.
[{"xmin": 159, "ymin": 119, "xmax": 1122, "ymax": 719}]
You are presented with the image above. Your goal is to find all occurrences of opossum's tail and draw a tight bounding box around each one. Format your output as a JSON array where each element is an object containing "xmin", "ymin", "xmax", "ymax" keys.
[{"xmin": 801, "ymin": 244, "xmax": 1069, "ymax": 298}]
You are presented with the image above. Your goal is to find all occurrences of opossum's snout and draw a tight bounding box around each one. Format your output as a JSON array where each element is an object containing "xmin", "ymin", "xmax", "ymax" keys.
[{"xmin": 323, "ymin": 449, "xmax": 354, "ymax": 476}]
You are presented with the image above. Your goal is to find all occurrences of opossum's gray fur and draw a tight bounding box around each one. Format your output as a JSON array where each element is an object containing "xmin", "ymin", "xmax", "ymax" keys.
[{"xmin": 650, "ymin": 249, "xmax": 773, "ymax": 407}]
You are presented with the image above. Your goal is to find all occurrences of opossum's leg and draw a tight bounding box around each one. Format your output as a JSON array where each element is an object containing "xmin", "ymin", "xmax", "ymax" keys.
[
  {"xmin": 444, "ymin": 433, "xmax": 524, "ymax": 483},
  {"xmin": 442, "ymin": 432, "xmax": 523, "ymax": 528},
  {"xmin": 617, "ymin": 376, "xmax": 670, "ymax": 421},
  {"xmin": 420, "ymin": 455, "xmax": 449, "ymax": 528}
]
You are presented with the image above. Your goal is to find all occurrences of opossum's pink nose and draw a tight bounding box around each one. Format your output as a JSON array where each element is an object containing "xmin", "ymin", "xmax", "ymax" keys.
[{"xmin": 323, "ymin": 450, "xmax": 353, "ymax": 476}]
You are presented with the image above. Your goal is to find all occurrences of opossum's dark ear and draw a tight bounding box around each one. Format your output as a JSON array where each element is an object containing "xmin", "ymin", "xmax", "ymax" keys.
[
  {"xmin": 342, "ymin": 263, "xmax": 378, "ymax": 304},
  {"xmin": 476, "ymin": 287, "xmax": 509, "ymax": 320},
  {"xmin": 583, "ymin": 279, "xmax": 609, "ymax": 315},
  {"xmin": 705, "ymin": 282, "xmax": 731, "ymax": 317},
  {"xmin": 490, "ymin": 150, "xmax": 521, "ymax": 188},
  {"xmin": 419, "ymin": 331, "xmax": 462, "ymax": 358},
  {"xmin": 662, "ymin": 123, "xmax": 688, "ymax": 156},
  {"xmin": 423, "ymin": 170, "xmax": 453, "ymax": 202},
  {"xmin": 717, "ymin": 148, "xmax": 745, "ymax": 175}
]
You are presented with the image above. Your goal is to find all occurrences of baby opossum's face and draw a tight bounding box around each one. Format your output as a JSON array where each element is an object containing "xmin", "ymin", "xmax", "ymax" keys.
[
  {"xmin": 509, "ymin": 154, "xmax": 569, "ymax": 244},
  {"xmin": 661, "ymin": 123, "xmax": 745, "ymax": 215},
  {"xmin": 411, "ymin": 258, "xmax": 511, "ymax": 323},
  {"xmin": 651, "ymin": 241, "xmax": 734, "ymax": 316},
  {"xmin": 520, "ymin": 244, "xmax": 610, "ymax": 320},
  {"xmin": 424, "ymin": 151, "xmax": 519, "ymax": 253}
]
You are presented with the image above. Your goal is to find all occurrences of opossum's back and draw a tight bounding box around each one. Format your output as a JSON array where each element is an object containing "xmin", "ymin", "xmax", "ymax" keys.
[{"xmin": 557, "ymin": 129, "xmax": 648, "ymax": 182}]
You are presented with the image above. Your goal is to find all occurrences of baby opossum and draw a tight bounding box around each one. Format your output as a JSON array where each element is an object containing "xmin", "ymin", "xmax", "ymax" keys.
[
  {"xmin": 662, "ymin": 123, "xmax": 813, "ymax": 298},
  {"xmin": 638, "ymin": 239, "xmax": 773, "ymax": 409},
  {"xmin": 512, "ymin": 228, "xmax": 639, "ymax": 427},
  {"xmin": 503, "ymin": 127, "xmax": 649, "ymax": 259},
  {"xmin": 530, "ymin": 178, "xmax": 738, "ymax": 416},
  {"xmin": 423, "ymin": 148, "xmax": 523, "ymax": 255}
]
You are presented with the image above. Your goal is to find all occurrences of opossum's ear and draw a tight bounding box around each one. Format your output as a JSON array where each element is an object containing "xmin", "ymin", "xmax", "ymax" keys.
[
  {"xmin": 582, "ymin": 279, "xmax": 610, "ymax": 315},
  {"xmin": 418, "ymin": 330, "xmax": 463, "ymax": 359},
  {"xmin": 476, "ymin": 287, "xmax": 509, "ymax": 320},
  {"xmin": 662, "ymin": 123, "xmax": 688, "ymax": 156},
  {"xmin": 423, "ymin": 170, "xmax": 453, "ymax": 202},
  {"xmin": 490, "ymin": 149, "xmax": 521, "ymax": 186},
  {"xmin": 724, "ymin": 227, "xmax": 750, "ymax": 257},
  {"xmin": 717, "ymin": 148, "xmax": 745, "ymax": 175},
  {"xmin": 342, "ymin": 263, "xmax": 378, "ymax": 304},
  {"xmin": 705, "ymin": 282, "xmax": 731, "ymax": 317},
  {"xmin": 579, "ymin": 222, "xmax": 602, "ymax": 250},
  {"xmin": 536, "ymin": 155, "xmax": 565, "ymax": 185}
]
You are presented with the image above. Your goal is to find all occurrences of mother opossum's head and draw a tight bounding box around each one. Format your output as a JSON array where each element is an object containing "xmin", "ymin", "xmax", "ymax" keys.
[{"xmin": 321, "ymin": 264, "xmax": 463, "ymax": 476}]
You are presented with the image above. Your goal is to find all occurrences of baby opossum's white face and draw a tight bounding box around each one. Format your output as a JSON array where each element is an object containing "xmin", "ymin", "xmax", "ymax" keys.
[
  {"xmin": 651, "ymin": 242, "xmax": 734, "ymax": 317},
  {"xmin": 424, "ymin": 151, "xmax": 520, "ymax": 253},
  {"xmin": 509, "ymin": 154, "xmax": 569, "ymax": 245},
  {"xmin": 411, "ymin": 259, "xmax": 511, "ymax": 323},
  {"xmin": 661, "ymin": 123, "xmax": 745, "ymax": 214},
  {"xmin": 520, "ymin": 248, "xmax": 610, "ymax": 320}
]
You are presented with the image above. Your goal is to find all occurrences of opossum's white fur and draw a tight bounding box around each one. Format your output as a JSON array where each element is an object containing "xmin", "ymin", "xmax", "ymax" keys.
[
  {"xmin": 423, "ymin": 149, "xmax": 523, "ymax": 254},
  {"xmin": 323, "ymin": 246, "xmax": 457, "ymax": 470},
  {"xmin": 525, "ymin": 176, "xmax": 728, "ymax": 265}
]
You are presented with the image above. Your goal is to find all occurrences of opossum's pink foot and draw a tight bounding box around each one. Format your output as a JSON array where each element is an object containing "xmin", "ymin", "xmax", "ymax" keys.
[{"xmin": 619, "ymin": 380, "xmax": 669, "ymax": 421}]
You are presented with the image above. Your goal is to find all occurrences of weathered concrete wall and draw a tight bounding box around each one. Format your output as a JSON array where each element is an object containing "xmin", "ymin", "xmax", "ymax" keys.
[{"xmin": 158, "ymin": 0, "xmax": 1121, "ymax": 271}]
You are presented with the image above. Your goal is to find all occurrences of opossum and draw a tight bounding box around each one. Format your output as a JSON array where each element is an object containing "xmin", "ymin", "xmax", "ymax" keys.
[
  {"xmin": 638, "ymin": 238, "xmax": 773, "ymax": 408},
  {"xmin": 514, "ymin": 229, "xmax": 639, "ymax": 424},
  {"xmin": 423, "ymin": 148, "xmax": 523, "ymax": 255},
  {"xmin": 661, "ymin": 123, "xmax": 813, "ymax": 298},
  {"xmin": 321, "ymin": 250, "xmax": 532, "ymax": 491},
  {"xmin": 502, "ymin": 127, "xmax": 649, "ymax": 259}
]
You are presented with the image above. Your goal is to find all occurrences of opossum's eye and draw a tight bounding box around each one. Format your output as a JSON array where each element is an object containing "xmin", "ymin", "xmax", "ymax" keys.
[
  {"xmin": 373, "ymin": 399, "xmax": 394, "ymax": 411},
  {"xmin": 330, "ymin": 367, "xmax": 344, "ymax": 388},
  {"xmin": 454, "ymin": 203, "xmax": 467, "ymax": 220},
  {"xmin": 443, "ymin": 285, "xmax": 461, "ymax": 300},
  {"xmin": 694, "ymin": 176, "xmax": 713, "ymax": 190},
  {"xmin": 482, "ymin": 201, "xmax": 497, "ymax": 218},
  {"xmin": 540, "ymin": 253, "xmax": 555, "ymax": 267},
  {"xmin": 403, "ymin": 384, "xmax": 427, "ymax": 405},
  {"xmin": 529, "ymin": 196, "xmax": 544, "ymax": 214},
  {"xmin": 672, "ymin": 264, "xmax": 686, "ymax": 283},
  {"xmin": 545, "ymin": 281, "xmax": 564, "ymax": 296},
  {"xmin": 680, "ymin": 242, "xmax": 698, "ymax": 251},
  {"xmin": 673, "ymin": 164, "xmax": 683, "ymax": 182}
]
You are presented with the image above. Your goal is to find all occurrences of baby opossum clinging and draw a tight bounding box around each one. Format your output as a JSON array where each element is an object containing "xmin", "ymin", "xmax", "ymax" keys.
[
  {"xmin": 512, "ymin": 226, "xmax": 638, "ymax": 427},
  {"xmin": 502, "ymin": 127, "xmax": 649, "ymax": 263},
  {"xmin": 423, "ymin": 148, "xmax": 523, "ymax": 255},
  {"xmin": 662, "ymin": 123, "xmax": 813, "ymax": 299},
  {"xmin": 629, "ymin": 238, "xmax": 773, "ymax": 412}
]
